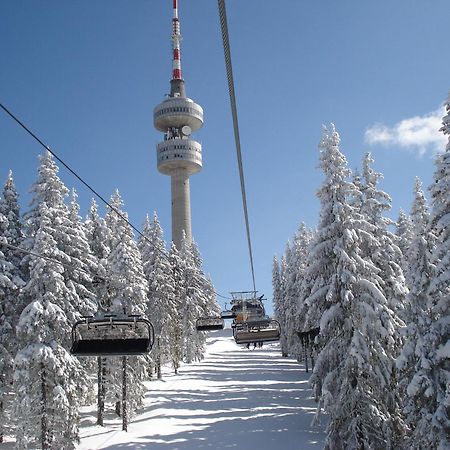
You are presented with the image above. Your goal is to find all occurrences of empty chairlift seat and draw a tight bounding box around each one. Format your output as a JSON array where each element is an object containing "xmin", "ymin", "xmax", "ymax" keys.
[
  {"xmin": 196, "ymin": 317, "xmax": 225, "ymax": 331},
  {"xmin": 233, "ymin": 319, "xmax": 281, "ymax": 345},
  {"xmin": 70, "ymin": 314, "xmax": 154, "ymax": 357}
]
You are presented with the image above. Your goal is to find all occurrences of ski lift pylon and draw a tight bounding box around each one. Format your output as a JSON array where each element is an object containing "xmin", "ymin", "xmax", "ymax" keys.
[
  {"xmin": 196, "ymin": 316, "xmax": 225, "ymax": 331},
  {"xmin": 70, "ymin": 314, "xmax": 154, "ymax": 357}
]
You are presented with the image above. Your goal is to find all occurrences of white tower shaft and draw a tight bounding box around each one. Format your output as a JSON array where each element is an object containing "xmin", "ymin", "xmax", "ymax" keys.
[{"xmin": 171, "ymin": 168, "xmax": 192, "ymax": 246}]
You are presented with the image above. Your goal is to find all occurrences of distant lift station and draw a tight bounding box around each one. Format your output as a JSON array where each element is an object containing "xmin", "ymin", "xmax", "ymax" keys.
[{"xmin": 154, "ymin": 0, "xmax": 204, "ymax": 249}]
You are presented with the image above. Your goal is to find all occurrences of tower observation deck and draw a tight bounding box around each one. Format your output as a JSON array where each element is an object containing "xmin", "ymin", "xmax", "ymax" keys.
[{"xmin": 153, "ymin": 0, "xmax": 203, "ymax": 249}]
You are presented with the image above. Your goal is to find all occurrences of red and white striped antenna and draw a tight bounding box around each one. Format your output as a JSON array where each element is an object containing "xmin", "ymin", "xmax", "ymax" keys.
[{"xmin": 172, "ymin": 0, "xmax": 182, "ymax": 80}]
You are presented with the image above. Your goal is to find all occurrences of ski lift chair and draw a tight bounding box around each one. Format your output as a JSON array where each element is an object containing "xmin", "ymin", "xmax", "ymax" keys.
[
  {"xmin": 196, "ymin": 316, "xmax": 225, "ymax": 331},
  {"xmin": 70, "ymin": 314, "xmax": 154, "ymax": 356},
  {"xmin": 233, "ymin": 319, "xmax": 281, "ymax": 345},
  {"xmin": 221, "ymin": 309, "xmax": 237, "ymax": 319}
]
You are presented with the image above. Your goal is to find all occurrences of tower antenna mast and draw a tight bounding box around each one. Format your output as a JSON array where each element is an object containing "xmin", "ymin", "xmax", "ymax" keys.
[{"xmin": 172, "ymin": 0, "xmax": 182, "ymax": 81}]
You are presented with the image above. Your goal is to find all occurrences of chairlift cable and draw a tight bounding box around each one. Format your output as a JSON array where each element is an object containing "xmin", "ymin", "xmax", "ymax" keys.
[
  {"xmin": 0, "ymin": 101, "xmax": 231, "ymax": 301},
  {"xmin": 217, "ymin": 0, "xmax": 257, "ymax": 293}
]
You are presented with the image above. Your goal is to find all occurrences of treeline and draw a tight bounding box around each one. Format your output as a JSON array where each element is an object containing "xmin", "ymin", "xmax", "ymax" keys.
[
  {"xmin": 273, "ymin": 97, "xmax": 449, "ymax": 450},
  {"xmin": 0, "ymin": 151, "xmax": 219, "ymax": 449}
]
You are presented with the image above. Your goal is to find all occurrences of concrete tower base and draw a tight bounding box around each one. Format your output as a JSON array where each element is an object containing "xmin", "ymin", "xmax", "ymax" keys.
[{"xmin": 171, "ymin": 168, "xmax": 192, "ymax": 249}]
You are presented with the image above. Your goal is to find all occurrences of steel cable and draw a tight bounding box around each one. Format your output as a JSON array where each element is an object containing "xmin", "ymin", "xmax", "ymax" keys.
[{"xmin": 218, "ymin": 0, "xmax": 257, "ymax": 292}]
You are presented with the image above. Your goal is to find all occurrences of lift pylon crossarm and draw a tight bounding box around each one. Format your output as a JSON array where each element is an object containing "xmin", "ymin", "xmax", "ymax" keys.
[
  {"xmin": 70, "ymin": 314, "xmax": 155, "ymax": 357},
  {"xmin": 196, "ymin": 317, "xmax": 225, "ymax": 331}
]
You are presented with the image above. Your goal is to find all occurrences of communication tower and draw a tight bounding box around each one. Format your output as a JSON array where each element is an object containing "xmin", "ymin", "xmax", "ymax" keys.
[{"xmin": 153, "ymin": 0, "xmax": 203, "ymax": 249}]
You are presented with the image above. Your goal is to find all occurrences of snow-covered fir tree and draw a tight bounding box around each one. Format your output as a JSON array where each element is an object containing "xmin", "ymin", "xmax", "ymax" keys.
[
  {"xmin": 286, "ymin": 223, "xmax": 314, "ymax": 357},
  {"xmin": 15, "ymin": 207, "xmax": 88, "ymax": 449},
  {"xmin": 103, "ymin": 191, "xmax": 149, "ymax": 429},
  {"xmin": 15, "ymin": 152, "xmax": 99, "ymax": 448},
  {"xmin": 84, "ymin": 198, "xmax": 113, "ymax": 425},
  {"xmin": 65, "ymin": 189, "xmax": 98, "ymax": 315},
  {"xmin": 138, "ymin": 213, "xmax": 176, "ymax": 379},
  {"xmin": 275, "ymin": 256, "xmax": 289, "ymax": 357},
  {"xmin": 359, "ymin": 152, "xmax": 408, "ymax": 322},
  {"xmin": 0, "ymin": 170, "xmax": 25, "ymax": 442},
  {"xmin": 396, "ymin": 209, "xmax": 414, "ymax": 275},
  {"xmin": 405, "ymin": 96, "xmax": 450, "ymax": 450},
  {"xmin": 0, "ymin": 171, "xmax": 24, "ymax": 272},
  {"xmin": 272, "ymin": 255, "xmax": 284, "ymax": 351},
  {"xmin": 397, "ymin": 177, "xmax": 435, "ymax": 445},
  {"xmin": 180, "ymin": 235, "xmax": 220, "ymax": 363},
  {"xmin": 305, "ymin": 125, "xmax": 404, "ymax": 449},
  {"xmin": 168, "ymin": 243, "xmax": 184, "ymax": 374},
  {"xmin": 21, "ymin": 152, "xmax": 96, "ymax": 339}
]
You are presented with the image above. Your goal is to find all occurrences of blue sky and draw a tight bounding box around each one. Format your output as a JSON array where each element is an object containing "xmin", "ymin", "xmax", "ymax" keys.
[{"xmin": 1, "ymin": 0, "xmax": 449, "ymax": 314}]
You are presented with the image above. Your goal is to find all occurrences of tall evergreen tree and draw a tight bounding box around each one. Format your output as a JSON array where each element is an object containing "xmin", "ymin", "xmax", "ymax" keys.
[
  {"xmin": 138, "ymin": 213, "xmax": 175, "ymax": 379},
  {"xmin": 287, "ymin": 223, "xmax": 314, "ymax": 357},
  {"xmin": 84, "ymin": 198, "xmax": 112, "ymax": 426},
  {"xmin": 180, "ymin": 237, "xmax": 220, "ymax": 363},
  {"xmin": 0, "ymin": 170, "xmax": 24, "ymax": 442},
  {"xmin": 278, "ymin": 256, "xmax": 289, "ymax": 357},
  {"xmin": 104, "ymin": 191, "xmax": 149, "ymax": 430},
  {"xmin": 359, "ymin": 152, "xmax": 408, "ymax": 321},
  {"xmin": 15, "ymin": 152, "xmax": 98, "ymax": 448},
  {"xmin": 0, "ymin": 171, "xmax": 24, "ymax": 273},
  {"xmin": 15, "ymin": 206, "xmax": 88, "ymax": 449},
  {"xmin": 305, "ymin": 125, "xmax": 404, "ymax": 449},
  {"xmin": 396, "ymin": 209, "xmax": 414, "ymax": 275},
  {"xmin": 406, "ymin": 96, "xmax": 450, "ymax": 450},
  {"xmin": 168, "ymin": 243, "xmax": 184, "ymax": 374},
  {"xmin": 397, "ymin": 177, "xmax": 435, "ymax": 445},
  {"xmin": 21, "ymin": 152, "xmax": 96, "ymax": 339},
  {"xmin": 272, "ymin": 254, "xmax": 283, "ymax": 346}
]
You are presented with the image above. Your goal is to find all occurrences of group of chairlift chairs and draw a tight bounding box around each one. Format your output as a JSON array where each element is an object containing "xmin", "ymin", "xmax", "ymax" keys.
[{"xmin": 70, "ymin": 291, "xmax": 281, "ymax": 357}]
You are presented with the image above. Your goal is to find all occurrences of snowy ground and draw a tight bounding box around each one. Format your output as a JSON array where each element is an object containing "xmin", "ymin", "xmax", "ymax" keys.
[{"xmin": 77, "ymin": 328, "xmax": 326, "ymax": 450}]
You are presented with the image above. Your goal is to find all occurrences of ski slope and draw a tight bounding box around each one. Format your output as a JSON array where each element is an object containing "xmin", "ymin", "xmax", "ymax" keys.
[{"xmin": 78, "ymin": 328, "xmax": 326, "ymax": 449}]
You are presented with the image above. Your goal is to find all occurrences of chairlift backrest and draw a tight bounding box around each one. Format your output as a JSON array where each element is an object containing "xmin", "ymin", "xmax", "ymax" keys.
[
  {"xmin": 233, "ymin": 319, "xmax": 281, "ymax": 345},
  {"xmin": 196, "ymin": 317, "xmax": 224, "ymax": 331},
  {"xmin": 70, "ymin": 315, "xmax": 154, "ymax": 357}
]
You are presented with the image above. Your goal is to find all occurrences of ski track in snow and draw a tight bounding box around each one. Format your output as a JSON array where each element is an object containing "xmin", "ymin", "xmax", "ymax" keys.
[{"xmin": 75, "ymin": 328, "xmax": 326, "ymax": 449}]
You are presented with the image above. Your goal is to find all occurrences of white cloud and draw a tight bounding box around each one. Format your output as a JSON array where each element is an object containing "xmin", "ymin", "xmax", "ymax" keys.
[{"xmin": 365, "ymin": 106, "xmax": 447, "ymax": 156}]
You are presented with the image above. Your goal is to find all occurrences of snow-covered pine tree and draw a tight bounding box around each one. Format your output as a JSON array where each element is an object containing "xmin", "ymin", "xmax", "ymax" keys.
[
  {"xmin": 395, "ymin": 209, "xmax": 414, "ymax": 275},
  {"xmin": 272, "ymin": 254, "xmax": 284, "ymax": 348},
  {"xmin": 181, "ymin": 237, "xmax": 220, "ymax": 363},
  {"xmin": 279, "ymin": 256, "xmax": 289, "ymax": 357},
  {"xmin": 15, "ymin": 205, "xmax": 88, "ymax": 450},
  {"xmin": 0, "ymin": 171, "xmax": 24, "ymax": 274},
  {"xmin": 168, "ymin": 242, "xmax": 184, "ymax": 374},
  {"xmin": 397, "ymin": 177, "xmax": 435, "ymax": 444},
  {"xmin": 177, "ymin": 233, "xmax": 200, "ymax": 364},
  {"xmin": 104, "ymin": 191, "xmax": 149, "ymax": 430},
  {"xmin": 138, "ymin": 213, "xmax": 175, "ymax": 379},
  {"xmin": 305, "ymin": 125, "xmax": 404, "ymax": 449},
  {"xmin": 0, "ymin": 170, "xmax": 25, "ymax": 442},
  {"xmin": 84, "ymin": 198, "xmax": 112, "ymax": 426},
  {"xmin": 66, "ymin": 189, "xmax": 97, "ymax": 316},
  {"xmin": 273, "ymin": 255, "xmax": 289, "ymax": 357},
  {"xmin": 406, "ymin": 95, "xmax": 450, "ymax": 450},
  {"xmin": 286, "ymin": 223, "xmax": 314, "ymax": 357},
  {"xmin": 15, "ymin": 152, "xmax": 99, "ymax": 447},
  {"xmin": 359, "ymin": 152, "xmax": 408, "ymax": 322},
  {"xmin": 21, "ymin": 152, "xmax": 96, "ymax": 341}
]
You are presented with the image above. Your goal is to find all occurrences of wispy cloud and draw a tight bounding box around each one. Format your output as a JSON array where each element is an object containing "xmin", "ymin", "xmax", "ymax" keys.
[{"xmin": 364, "ymin": 106, "xmax": 446, "ymax": 156}]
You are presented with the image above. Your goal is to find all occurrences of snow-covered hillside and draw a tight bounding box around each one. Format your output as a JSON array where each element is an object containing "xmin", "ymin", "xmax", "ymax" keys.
[{"xmin": 77, "ymin": 328, "xmax": 326, "ymax": 449}]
